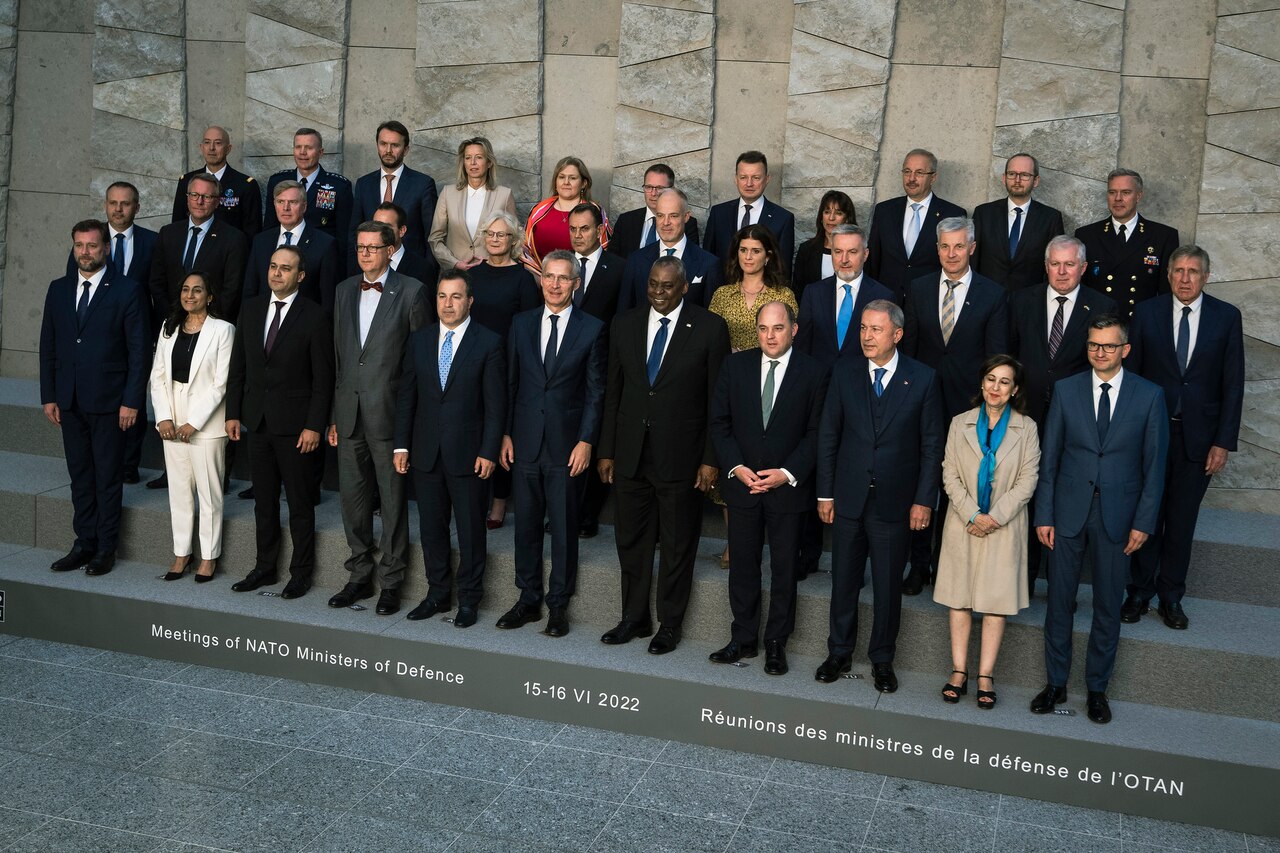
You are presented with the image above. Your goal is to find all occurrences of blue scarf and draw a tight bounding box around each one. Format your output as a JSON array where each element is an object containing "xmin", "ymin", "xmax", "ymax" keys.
[{"xmin": 976, "ymin": 405, "xmax": 1011, "ymax": 514}]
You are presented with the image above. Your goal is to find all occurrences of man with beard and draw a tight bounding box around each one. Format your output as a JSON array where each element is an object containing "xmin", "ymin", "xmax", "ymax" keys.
[{"xmin": 350, "ymin": 120, "xmax": 438, "ymax": 271}]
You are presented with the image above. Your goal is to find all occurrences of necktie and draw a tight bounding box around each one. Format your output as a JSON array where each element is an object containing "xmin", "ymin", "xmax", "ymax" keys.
[
  {"xmin": 664, "ymin": 247, "xmax": 675, "ymax": 257},
  {"xmin": 361, "ymin": 280, "xmax": 383, "ymax": 292},
  {"xmin": 762, "ymin": 359, "xmax": 779, "ymax": 426},
  {"xmin": 836, "ymin": 283, "xmax": 853, "ymax": 349},
  {"xmin": 384, "ymin": 173, "xmax": 395, "ymax": 203},
  {"xmin": 873, "ymin": 367, "xmax": 886, "ymax": 398},
  {"xmin": 544, "ymin": 314, "xmax": 559, "ymax": 377},
  {"xmin": 574, "ymin": 256, "xmax": 590, "ymax": 306},
  {"xmin": 941, "ymin": 280, "xmax": 959, "ymax": 345},
  {"xmin": 439, "ymin": 330, "xmax": 454, "ymax": 390},
  {"xmin": 1097, "ymin": 382, "xmax": 1111, "ymax": 444},
  {"xmin": 1117, "ymin": 223, "xmax": 1127, "ymax": 241},
  {"xmin": 647, "ymin": 317, "xmax": 669, "ymax": 385},
  {"xmin": 112, "ymin": 233, "xmax": 125, "ymax": 274},
  {"xmin": 905, "ymin": 202, "xmax": 922, "ymax": 256},
  {"xmin": 740, "ymin": 203, "xmax": 752, "ymax": 231},
  {"xmin": 643, "ymin": 218, "xmax": 657, "ymax": 247},
  {"xmin": 182, "ymin": 226, "xmax": 200, "ymax": 272},
  {"xmin": 264, "ymin": 300, "xmax": 284, "ymax": 356},
  {"xmin": 1009, "ymin": 206, "xmax": 1023, "ymax": 258},
  {"xmin": 76, "ymin": 280, "xmax": 91, "ymax": 327},
  {"xmin": 1176, "ymin": 306, "xmax": 1191, "ymax": 374},
  {"xmin": 1048, "ymin": 296, "xmax": 1067, "ymax": 359},
  {"xmin": 283, "ymin": 230, "xmax": 293, "ymax": 246}
]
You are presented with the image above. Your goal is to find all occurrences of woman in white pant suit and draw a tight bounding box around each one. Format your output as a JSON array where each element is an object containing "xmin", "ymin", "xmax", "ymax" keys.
[{"xmin": 149, "ymin": 271, "xmax": 234, "ymax": 582}]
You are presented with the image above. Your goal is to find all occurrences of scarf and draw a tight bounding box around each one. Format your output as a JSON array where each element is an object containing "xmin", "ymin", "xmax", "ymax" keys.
[{"xmin": 976, "ymin": 405, "xmax": 1011, "ymax": 514}]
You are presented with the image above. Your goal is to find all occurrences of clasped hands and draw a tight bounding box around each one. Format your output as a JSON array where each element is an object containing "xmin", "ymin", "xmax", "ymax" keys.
[
  {"xmin": 966, "ymin": 513, "xmax": 1000, "ymax": 538},
  {"xmin": 734, "ymin": 466, "xmax": 789, "ymax": 493},
  {"xmin": 157, "ymin": 419, "xmax": 196, "ymax": 442}
]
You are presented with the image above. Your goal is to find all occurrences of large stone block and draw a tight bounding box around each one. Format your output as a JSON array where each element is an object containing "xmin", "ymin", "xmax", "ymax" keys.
[
  {"xmin": 1207, "ymin": 108, "xmax": 1280, "ymax": 166},
  {"xmin": 1203, "ymin": 486, "xmax": 1280, "ymax": 516},
  {"xmin": 995, "ymin": 59, "xmax": 1120, "ymax": 126},
  {"xmin": 891, "ymin": 0, "xmax": 1001, "ymax": 66},
  {"xmin": 619, "ymin": 49, "xmax": 713, "ymax": 126},
  {"xmin": 416, "ymin": 0, "xmax": 541, "ymax": 67},
  {"xmin": 187, "ymin": 0, "xmax": 247, "ymax": 42},
  {"xmin": 92, "ymin": 27, "xmax": 184, "ymax": 82},
  {"xmin": 544, "ymin": 55, "xmax": 616, "ymax": 205},
  {"xmin": 793, "ymin": 0, "xmax": 894, "ymax": 57},
  {"xmin": 717, "ymin": 0, "xmax": 792, "ymax": 62},
  {"xmin": 350, "ymin": 0, "xmax": 416, "ymax": 49},
  {"xmin": 91, "ymin": 110, "xmax": 185, "ymax": 179},
  {"xmin": 1208, "ymin": 279, "xmax": 1280, "ymax": 348},
  {"xmin": 89, "ymin": 170, "xmax": 175, "ymax": 223},
  {"xmin": 1119, "ymin": 76, "xmax": 1207, "ymax": 238},
  {"xmin": 0, "ymin": 134, "xmax": 10, "ymax": 185},
  {"xmin": 611, "ymin": 148, "xmax": 710, "ymax": 210},
  {"xmin": 1243, "ymin": 336, "xmax": 1280, "ymax": 382},
  {"xmin": 1216, "ymin": 9, "xmax": 1280, "ymax": 63},
  {"xmin": 0, "ymin": 21, "xmax": 12, "ymax": 50},
  {"xmin": 344, "ymin": 46, "xmax": 417, "ymax": 173},
  {"xmin": 545, "ymin": 0, "xmax": 621, "ymax": 57},
  {"xmin": 629, "ymin": 0, "xmax": 712, "ymax": 11},
  {"xmin": 245, "ymin": 15, "xmax": 343, "ymax": 73},
  {"xmin": 0, "ymin": 0, "xmax": 15, "ymax": 26},
  {"xmin": 787, "ymin": 85, "xmax": 886, "ymax": 151},
  {"xmin": 709, "ymin": 60, "xmax": 788, "ymax": 201},
  {"xmin": 1033, "ymin": 167, "xmax": 1107, "ymax": 234},
  {"xmin": 416, "ymin": 115, "xmax": 543, "ymax": 180},
  {"xmin": 10, "ymin": 31, "xmax": 92, "ymax": 195},
  {"xmin": 1002, "ymin": 0, "xmax": 1123, "ymax": 73},
  {"xmin": 1241, "ymin": 379, "xmax": 1280, "ymax": 449},
  {"xmin": 1208, "ymin": 44, "xmax": 1280, "ymax": 114},
  {"xmin": 612, "ymin": 105, "xmax": 710, "ymax": 167},
  {"xmin": 416, "ymin": 62, "xmax": 542, "ymax": 130},
  {"xmin": 783, "ymin": 124, "xmax": 878, "ymax": 188},
  {"xmin": 1218, "ymin": 0, "xmax": 1277, "ymax": 12},
  {"xmin": 185, "ymin": 40, "xmax": 246, "ymax": 169},
  {"xmin": 781, "ymin": 185, "xmax": 875, "ymax": 244},
  {"xmin": 1210, "ymin": 439, "xmax": 1280, "ymax": 495},
  {"xmin": 245, "ymin": 60, "xmax": 346, "ymax": 128},
  {"xmin": 617, "ymin": 4, "xmax": 712, "ymax": 66},
  {"xmin": 251, "ymin": 0, "xmax": 348, "ymax": 44},
  {"xmin": 788, "ymin": 31, "xmax": 889, "ymax": 94},
  {"xmin": 96, "ymin": 0, "xmax": 184, "ymax": 37},
  {"xmin": 1199, "ymin": 145, "xmax": 1280, "ymax": 215},
  {"xmin": 1196, "ymin": 215, "xmax": 1280, "ymax": 285},
  {"xmin": 19, "ymin": 0, "xmax": 92, "ymax": 34},
  {"xmin": 242, "ymin": 98, "xmax": 341, "ymax": 160},
  {"xmin": 993, "ymin": 114, "xmax": 1119, "ymax": 183},
  {"xmin": 93, "ymin": 72, "xmax": 185, "ymax": 131},
  {"xmin": 1121, "ymin": 0, "xmax": 1215, "ymax": 77}
]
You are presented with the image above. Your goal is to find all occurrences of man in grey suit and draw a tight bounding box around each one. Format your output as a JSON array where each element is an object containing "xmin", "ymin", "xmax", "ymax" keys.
[{"xmin": 327, "ymin": 220, "xmax": 429, "ymax": 616}]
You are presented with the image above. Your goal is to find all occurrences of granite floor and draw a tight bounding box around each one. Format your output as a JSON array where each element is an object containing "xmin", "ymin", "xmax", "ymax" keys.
[{"xmin": 0, "ymin": 634, "xmax": 1271, "ymax": 853}]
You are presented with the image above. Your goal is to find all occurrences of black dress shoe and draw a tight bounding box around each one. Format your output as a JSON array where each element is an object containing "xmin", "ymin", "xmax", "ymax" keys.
[
  {"xmin": 544, "ymin": 607, "xmax": 569, "ymax": 637},
  {"xmin": 647, "ymin": 625, "xmax": 681, "ymax": 655},
  {"xmin": 85, "ymin": 551, "xmax": 116, "ymax": 576},
  {"xmin": 901, "ymin": 568, "xmax": 927, "ymax": 597},
  {"xmin": 1029, "ymin": 683, "xmax": 1067, "ymax": 714},
  {"xmin": 600, "ymin": 620, "xmax": 653, "ymax": 645},
  {"xmin": 375, "ymin": 590, "xmax": 400, "ymax": 616},
  {"xmin": 231, "ymin": 569, "xmax": 278, "ymax": 592},
  {"xmin": 763, "ymin": 640, "xmax": 788, "ymax": 676},
  {"xmin": 280, "ymin": 577, "xmax": 311, "ymax": 599},
  {"xmin": 123, "ymin": 470, "xmax": 140, "ymax": 485},
  {"xmin": 328, "ymin": 582, "xmax": 374, "ymax": 609},
  {"xmin": 406, "ymin": 598, "xmax": 450, "ymax": 621},
  {"xmin": 238, "ymin": 486, "xmax": 255, "ymax": 500},
  {"xmin": 1158, "ymin": 601, "xmax": 1188, "ymax": 630},
  {"xmin": 453, "ymin": 606, "xmax": 477, "ymax": 628},
  {"xmin": 496, "ymin": 601, "xmax": 541, "ymax": 630},
  {"xmin": 1086, "ymin": 691, "xmax": 1112, "ymax": 724},
  {"xmin": 815, "ymin": 654, "xmax": 852, "ymax": 683},
  {"xmin": 709, "ymin": 640, "xmax": 757, "ymax": 664},
  {"xmin": 872, "ymin": 662, "xmax": 898, "ymax": 693},
  {"xmin": 146, "ymin": 473, "xmax": 168, "ymax": 489},
  {"xmin": 50, "ymin": 546, "xmax": 95, "ymax": 572},
  {"xmin": 1120, "ymin": 594, "xmax": 1149, "ymax": 624},
  {"xmin": 578, "ymin": 521, "xmax": 599, "ymax": 539}
]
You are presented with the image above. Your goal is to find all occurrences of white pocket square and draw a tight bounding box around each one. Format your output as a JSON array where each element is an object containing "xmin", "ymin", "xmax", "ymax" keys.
[{"xmin": 692, "ymin": 276, "xmax": 703, "ymax": 284}]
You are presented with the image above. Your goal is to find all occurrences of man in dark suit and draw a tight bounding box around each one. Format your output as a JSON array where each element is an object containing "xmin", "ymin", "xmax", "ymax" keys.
[
  {"xmin": 1075, "ymin": 168, "xmax": 1179, "ymax": 320},
  {"xmin": 394, "ymin": 269, "xmax": 506, "ymax": 627},
  {"xmin": 496, "ymin": 251, "xmax": 607, "ymax": 636},
  {"xmin": 901, "ymin": 216, "xmax": 1009, "ymax": 594},
  {"xmin": 971, "ymin": 153, "xmax": 1064, "ymax": 291},
  {"xmin": 243, "ymin": 180, "xmax": 340, "ymax": 312},
  {"xmin": 702, "ymin": 150, "xmax": 796, "ymax": 276},
  {"xmin": 598, "ymin": 255, "xmax": 731, "ymax": 654},
  {"xmin": 1031, "ymin": 314, "xmax": 1168, "ymax": 724},
  {"xmin": 326, "ymin": 221, "xmax": 429, "ymax": 617},
  {"xmin": 1122, "ymin": 246, "xmax": 1244, "ymax": 631},
  {"xmin": 171, "ymin": 126, "xmax": 262, "ymax": 238},
  {"xmin": 865, "ymin": 148, "xmax": 966, "ymax": 301},
  {"xmin": 610, "ymin": 162, "xmax": 701, "ymax": 258},
  {"xmin": 264, "ymin": 128, "xmax": 353, "ymax": 260},
  {"xmin": 41, "ymin": 220, "xmax": 149, "ymax": 577},
  {"xmin": 349, "ymin": 120, "xmax": 438, "ymax": 273},
  {"xmin": 815, "ymin": 300, "xmax": 944, "ymax": 692},
  {"xmin": 226, "ymin": 246, "xmax": 334, "ymax": 599},
  {"xmin": 152, "ymin": 172, "xmax": 249, "ymax": 326},
  {"xmin": 709, "ymin": 301, "xmax": 829, "ymax": 675},
  {"xmin": 1009, "ymin": 236, "xmax": 1118, "ymax": 588},
  {"xmin": 619, "ymin": 188, "xmax": 721, "ymax": 312},
  {"xmin": 374, "ymin": 202, "xmax": 439, "ymax": 302}
]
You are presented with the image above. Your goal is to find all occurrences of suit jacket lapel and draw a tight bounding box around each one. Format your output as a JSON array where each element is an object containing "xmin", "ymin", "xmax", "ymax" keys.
[
  {"xmin": 266, "ymin": 297, "xmax": 304, "ymax": 361},
  {"xmin": 79, "ymin": 273, "xmax": 114, "ymax": 328},
  {"xmin": 442, "ymin": 324, "xmax": 476, "ymax": 395},
  {"xmin": 361, "ymin": 275, "xmax": 402, "ymax": 355},
  {"xmin": 876, "ymin": 364, "xmax": 912, "ymax": 430},
  {"xmin": 186, "ymin": 319, "xmax": 217, "ymax": 378},
  {"xmin": 550, "ymin": 310, "xmax": 586, "ymax": 381},
  {"xmin": 1056, "ymin": 295, "xmax": 1093, "ymax": 366}
]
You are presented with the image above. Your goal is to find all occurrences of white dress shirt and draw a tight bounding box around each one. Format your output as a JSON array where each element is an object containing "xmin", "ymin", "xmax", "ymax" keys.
[
  {"xmin": 726, "ymin": 347, "xmax": 798, "ymax": 487},
  {"xmin": 358, "ymin": 269, "xmax": 388, "ymax": 348},
  {"xmin": 277, "ymin": 219, "xmax": 306, "ymax": 247},
  {"xmin": 541, "ymin": 304, "xmax": 572, "ymax": 358},
  {"xmin": 1008, "ymin": 198, "xmax": 1028, "ymax": 236},
  {"xmin": 820, "ymin": 251, "xmax": 834, "ymax": 280},
  {"xmin": 737, "ymin": 197, "xmax": 764, "ymax": 227},
  {"xmin": 1046, "ymin": 284, "xmax": 1080, "ymax": 340},
  {"xmin": 937, "ymin": 268, "xmax": 973, "ymax": 323},
  {"xmin": 1092, "ymin": 367, "xmax": 1124, "ymax": 419},
  {"xmin": 440, "ymin": 315, "xmax": 470, "ymax": 360},
  {"xmin": 646, "ymin": 300, "xmax": 684, "ymax": 367},
  {"xmin": 834, "ymin": 272, "xmax": 863, "ymax": 317},
  {"xmin": 465, "ymin": 184, "xmax": 487, "ymax": 239},
  {"xmin": 263, "ymin": 288, "xmax": 300, "ymax": 345},
  {"xmin": 185, "ymin": 217, "xmax": 213, "ymax": 259},
  {"xmin": 380, "ymin": 164, "xmax": 404, "ymax": 202},
  {"xmin": 657, "ymin": 235, "xmax": 688, "ymax": 259},
  {"xmin": 869, "ymin": 349, "xmax": 900, "ymax": 390},
  {"xmin": 903, "ymin": 193, "xmax": 934, "ymax": 247},
  {"xmin": 1111, "ymin": 214, "xmax": 1137, "ymax": 240},
  {"xmin": 1173, "ymin": 293, "xmax": 1203, "ymax": 361},
  {"xmin": 577, "ymin": 245, "xmax": 602, "ymax": 294},
  {"xmin": 75, "ymin": 265, "xmax": 108, "ymax": 305},
  {"xmin": 108, "ymin": 225, "xmax": 135, "ymax": 276}
]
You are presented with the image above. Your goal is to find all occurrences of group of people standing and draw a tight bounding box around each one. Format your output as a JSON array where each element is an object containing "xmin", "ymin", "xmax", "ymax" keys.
[{"xmin": 38, "ymin": 124, "xmax": 1244, "ymax": 725}]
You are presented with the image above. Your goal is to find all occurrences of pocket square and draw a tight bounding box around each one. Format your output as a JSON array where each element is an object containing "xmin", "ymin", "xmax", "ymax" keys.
[{"xmin": 692, "ymin": 276, "xmax": 703, "ymax": 284}]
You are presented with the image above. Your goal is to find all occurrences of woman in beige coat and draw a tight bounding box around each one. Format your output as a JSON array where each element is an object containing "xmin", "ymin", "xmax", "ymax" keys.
[
  {"xmin": 428, "ymin": 136, "xmax": 516, "ymax": 271},
  {"xmin": 934, "ymin": 354, "xmax": 1040, "ymax": 709}
]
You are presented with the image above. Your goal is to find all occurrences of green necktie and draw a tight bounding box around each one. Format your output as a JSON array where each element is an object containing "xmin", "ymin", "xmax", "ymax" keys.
[{"xmin": 762, "ymin": 359, "xmax": 779, "ymax": 426}]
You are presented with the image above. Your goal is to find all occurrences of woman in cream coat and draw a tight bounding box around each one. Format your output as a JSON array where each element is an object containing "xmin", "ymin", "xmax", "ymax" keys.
[
  {"xmin": 149, "ymin": 271, "xmax": 235, "ymax": 582},
  {"xmin": 934, "ymin": 354, "xmax": 1040, "ymax": 710},
  {"xmin": 428, "ymin": 136, "xmax": 516, "ymax": 271}
]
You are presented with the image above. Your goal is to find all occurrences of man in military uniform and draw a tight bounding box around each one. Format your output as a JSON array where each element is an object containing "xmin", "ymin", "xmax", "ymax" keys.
[
  {"xmin": 264, "ymin": 127, "xmax": 353, "ymax": 261},
  {"xmin": 171, "ymin": 126, "xmax": 262, "ymax": 238},
  {"xmin": 1075, "ymin": 168, "xmax": 1179, "ymax": 320}
]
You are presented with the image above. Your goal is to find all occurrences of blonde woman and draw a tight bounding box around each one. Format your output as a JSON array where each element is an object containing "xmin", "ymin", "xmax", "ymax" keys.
[{"xmin": 428, "ymin": 136, "xmax": 516, "ymax": 271}]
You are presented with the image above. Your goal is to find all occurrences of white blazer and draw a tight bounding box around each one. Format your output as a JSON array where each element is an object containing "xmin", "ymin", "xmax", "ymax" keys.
[
  {"xmin": 428, "ymin": 183, "xmax": 517, "ymax": 268},
  {"xmin": 149, "ymin": 317, "xmax": 235, "ymax": 441}
]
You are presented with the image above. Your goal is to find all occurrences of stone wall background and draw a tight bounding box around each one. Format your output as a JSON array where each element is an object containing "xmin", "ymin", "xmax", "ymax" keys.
[{"xmin": 1, "ymin": 0, "xmax": 1276, "ymax": 510}]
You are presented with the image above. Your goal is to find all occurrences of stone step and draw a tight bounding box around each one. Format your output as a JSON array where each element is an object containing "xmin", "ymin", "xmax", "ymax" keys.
[{"xmin": 3, "ymin": 449, "xmax": 1277, "ymax": 722}]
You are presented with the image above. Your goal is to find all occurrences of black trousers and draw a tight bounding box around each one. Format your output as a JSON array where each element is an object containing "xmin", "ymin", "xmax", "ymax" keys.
[
  {"xmin": 414, "ymin": 460, "xmax": 488, "ymax": 607},
  {"xmin": 248, "ymin": 431, "xmax": 321, "ymax": 578},
  {"xmin": 513, "ymin": 442, "xmax": 581, "ymax": 608},
  {"xmin": 727, "ymin": 502, "xmax": 803, "ymax": 644},
  {"xmin": 828, "ymin": 491, "xmax": 908, "ymax": 663},
  {"xmin": 908, "ymin": 488, "xmax": 947, "ymax": 578},
  {"xmin": 62, "ymin": 406, "xmax": 126, "ymax": 552}
]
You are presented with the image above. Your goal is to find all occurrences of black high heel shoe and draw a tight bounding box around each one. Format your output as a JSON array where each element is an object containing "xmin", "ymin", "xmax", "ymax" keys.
[
  {"xmin": 976, "ymin": 674, "xmax": 996, "ymax": 710},
  {"xmin": 163, "ymin": 557, "xmax": 192, "ymax": 581},
  {"xmin": 193, "ymin": 560, "xmax": 217, "ymax": 584},
  {"xmin": 941, "ymin": 670, "xmax": 967, "ymax": 703}
]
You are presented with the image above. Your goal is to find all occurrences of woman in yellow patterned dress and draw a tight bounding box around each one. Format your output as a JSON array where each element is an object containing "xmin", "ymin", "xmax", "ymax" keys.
[{"xmin": 707, "ymin": 224, "xmax": 799, "ymax": 567}]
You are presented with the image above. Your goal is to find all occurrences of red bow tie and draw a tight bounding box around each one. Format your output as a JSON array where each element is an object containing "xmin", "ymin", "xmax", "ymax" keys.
[{"xmin": 361, "ymin": 281, "xmax": 383, "ymax": 292}]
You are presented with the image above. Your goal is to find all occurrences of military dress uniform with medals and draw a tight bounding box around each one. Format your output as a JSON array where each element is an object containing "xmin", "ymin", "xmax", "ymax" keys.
[
  {"xmin": 264, "ymin": 166, "xmax": 353, "ymax": 259},
  {"xmin": 171, "ymin": 165, "xmax": 263, "ymax": 238},
  {"xmin": 1074, "ymin": 215, "xmax": 1179, "ymax": 320}
]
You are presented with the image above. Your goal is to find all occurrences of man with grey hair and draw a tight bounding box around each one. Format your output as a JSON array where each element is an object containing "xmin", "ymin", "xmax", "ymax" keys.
[
  {"xmin": 264, "ymin": 127, "xmax": 353, "ymax": 260},
  {"xmin": 1074, "ymin": 168, "xmax": 1179, "ymax": 320},
  {"xmin": 972, "ymin": 152, "xmax": 1064, "ymax": 290},
  {"xmin": 618, "ymin": 188, "xmax": 722, "ymax": 312},
  {"xmin": 816, "ymin": 299, "xmax": 944, "ymax": 693},
  {"xmin": 243, "ymin": 180, "xmax": 340, "ymax": 311},
  {"xmin": 172, "ymin": 125, "xmax": 263, "ymax": 238}
]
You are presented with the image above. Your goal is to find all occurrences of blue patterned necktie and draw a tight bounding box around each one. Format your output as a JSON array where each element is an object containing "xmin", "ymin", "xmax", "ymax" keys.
[
  {"xmin": 1176, "ymin": 306, "xmax": 1191, "ymax": 374},
  {"xmin": 647, "ymin": 317, "xmax": 669, "ymax": 385},
  {"xmin": 905, "ymin": 202, "xmax": 922, "ymax": 255},
  {"xmin": 438, "ymin": 330, "xmax": 454, "ymax": 390},
  {"xmin": 1009, "ymin": 206, "xmax": 1023, "ymax": 258},
  {"xmin": 874, "ymin": 367, "xmax": 886, "ymax": 398},
  {"xmin": 836, "ymin": 284, "xmax": 853, "ymax": 349}
]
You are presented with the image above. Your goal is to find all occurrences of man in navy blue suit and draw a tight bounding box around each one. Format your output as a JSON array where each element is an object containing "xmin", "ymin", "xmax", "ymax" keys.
[
  {"xmin": 609, "ymin": 163, "xmax": 701, "ymax": 259},
  {"xmin": 702, "ymin": 150, "xmax": 795, "ymax": 277},
  {"xmin": 496, "ymin": 250, "xmax": 606, "ymax": 637},
  {"xmin": 264, "ymin": 128, "xmax": 352, "ymax": 260},
  {"xmin": 41, "ymin": 219, "xmax": 149, "ymax": 576},
  {"xmin": 816, "ymin": 300, "xmax": 944, "ymax": 692},
  {"xmin": 618, "ymin": 188, "xmax": 721, "ymax": 312},
  {"xmin": 1031, "ymin": 314, "xmax": 1168, "ymax": 723},
  {"xmin": 1122, "ymin": 246, "xmax": 1244, "ymax": 631},
  {"xmin": 394, "ymin": 269, "xmax": 506, "ymax": 628},
  {"xmin": 243, "ymin": 181, "xmax": 341, "ymax": 312},
  {"xmin": 349, "ymin": 120, "xmax": 438, "ymax": 273}
]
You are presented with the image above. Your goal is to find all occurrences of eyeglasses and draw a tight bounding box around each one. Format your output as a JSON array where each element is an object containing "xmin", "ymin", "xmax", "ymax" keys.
[
  {"xmin": 354, "ymin": 244, "xmax": 388, "ymax": 254},
  {"xmin": 1086, "ymin": 342, "xmax": 1124, "ymax": 353},
  {"xmin": 1004, "ymin": 171, "xmax": 1036, "ymax": 180},
  {"xmin": 901, "ymin": 169, "xmax": 935, "ymax": 178},
  {"xmin": 541, "ymin": 273, "xmax": 577, "ymax": 284},
  {"xmin": 642, "ymin": 184, "xmax": 671, "ymax": 192},
  {"xmin": 187, "ymin": 192, "xmax": 218, "ymax": 202},
  {"xmin": 484, "ymin": 230, "xmax": 513, "ymax": 239}
]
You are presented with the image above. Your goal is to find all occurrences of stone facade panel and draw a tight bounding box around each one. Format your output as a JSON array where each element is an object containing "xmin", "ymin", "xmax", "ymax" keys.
[
  {"xmin": 995, "ymin": 59, "xmax": 1120, "ymax": 126},
  {"xmin": 1121, "ymin": 0, "xmax": 1216, "ymax": 78},
  {"xmin": 1207, "ymin": 279, "xmax": 1280, "ymax": 348},
  {"xmin": 1243, "ymin": 335, "xmax": 1280, "ymax": 382},
  {"xmin": 96, "ymin": 0, "xmax": 184, "ymax": 37},
  {"xmin": 242, "ymin": 98, "xmax": 341, "ymax": 160},
  {"xmin": 787, "ymin": 86, "xmax": 886, "ymax": 151},
  {"xmin": 91, "ymin": 111, "xmax": 186, "ymax": 180},
  {"xmin": 245, "ymin": 15, "xmax": 343, "ymax": 73},
  {"xmin": 416, "ymin": 0, "xmax": 541, "ymax": 67},
  {"xmin": 252, "ymin": 0, "xmax": 347, "ymax": 44},
  {"xmin": 617, "ymin": 4, "xmax": 712, "ymax": 66},
  {"xmin": 1002, "ymin": 0, "xmax": 1124, "ymax": 73},
  {"xmin": 545, "ymin": 0, "xmax": 621, "ymax": 57},
  {"xmin": 1207, "ymin": 109, "xmax": 1280, "ymax": 165},
  {"xmin": 1198, "ymin": 145, "xmax": 1280, "ymax": 215},
  {"xmin": 618, "ymin": 49, "xmax": 713, "ymax": 125},
  {"xmin": 1032, "ymin": 168, "xmax": 1107, "ymax": 234},
  {"xmin": 612, "ymin": 106, "xmax": 710, "ymax": 169},
  {"xmin": 246, "ymin": 60, "xmax": 346, "ymax": 129},
  {"xmin": 891, "ymin": 0, "xmax": 1001, "ymax": 66},
  {"xmin": 1196, "ymin": 214, "xmax": 1280, "ymax": 285},
  {"xmin": 788, "ymin": 31, "xmax": 889, "ymax": 94},
  {"xmin": 349, "ymin": 0, "xmax": 416, "ymax": 49},
  {"xmin": 793, "ymin": 0, "xmax": 895, "ymax": 57},
  {"xmin": 93, "ymin": 72, "xmax": 185, "ymax": 131},
  {"xmin": 611, "ymin": 148, "xmax": 711, "ymax": 211},
  {"xmin": 1208, "ymin": 44, "xmax": 1280, "ymax": 114},
  {"xmin": 783, "ymin": 125, "xmax": 878, "ymax": 188},
  {"xmin": 993, "ymin": 114, "xmax": 1119, "ymax": 183},
  {"xmin": 92, "ymin": 27, "xmax": 184, "ymax": 82},
  {"xmin": 1119, "ymin": 77, "xmax": 1208, "ymax": 239},
  {"xmin": 416, "ymin": 62, "xmax": 542, "ymax": 130},
  {"xmin": 1215, "ymin": 9, "xmax": 1280, "ymax": 63}
]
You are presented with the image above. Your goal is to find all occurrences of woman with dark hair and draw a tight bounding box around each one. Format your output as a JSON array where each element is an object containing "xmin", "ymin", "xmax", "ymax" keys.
[
  {"xmin": 522, "ymin": 156, "xmax": 610, "ymax": 273},
  {"xmin": 149, "ymin": 271, "xmax": 235, "ymax": 582},
  {"xmin": 792, "ymin": 190, "xmax": 857, "ymax": 297},
  {"xmin": 428, "ymin": 136, "xmax": 517, "ymax": 271},
  {"xmin": 934, "ymin": 354, "xmax": 1041, "ymax": 709}
]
